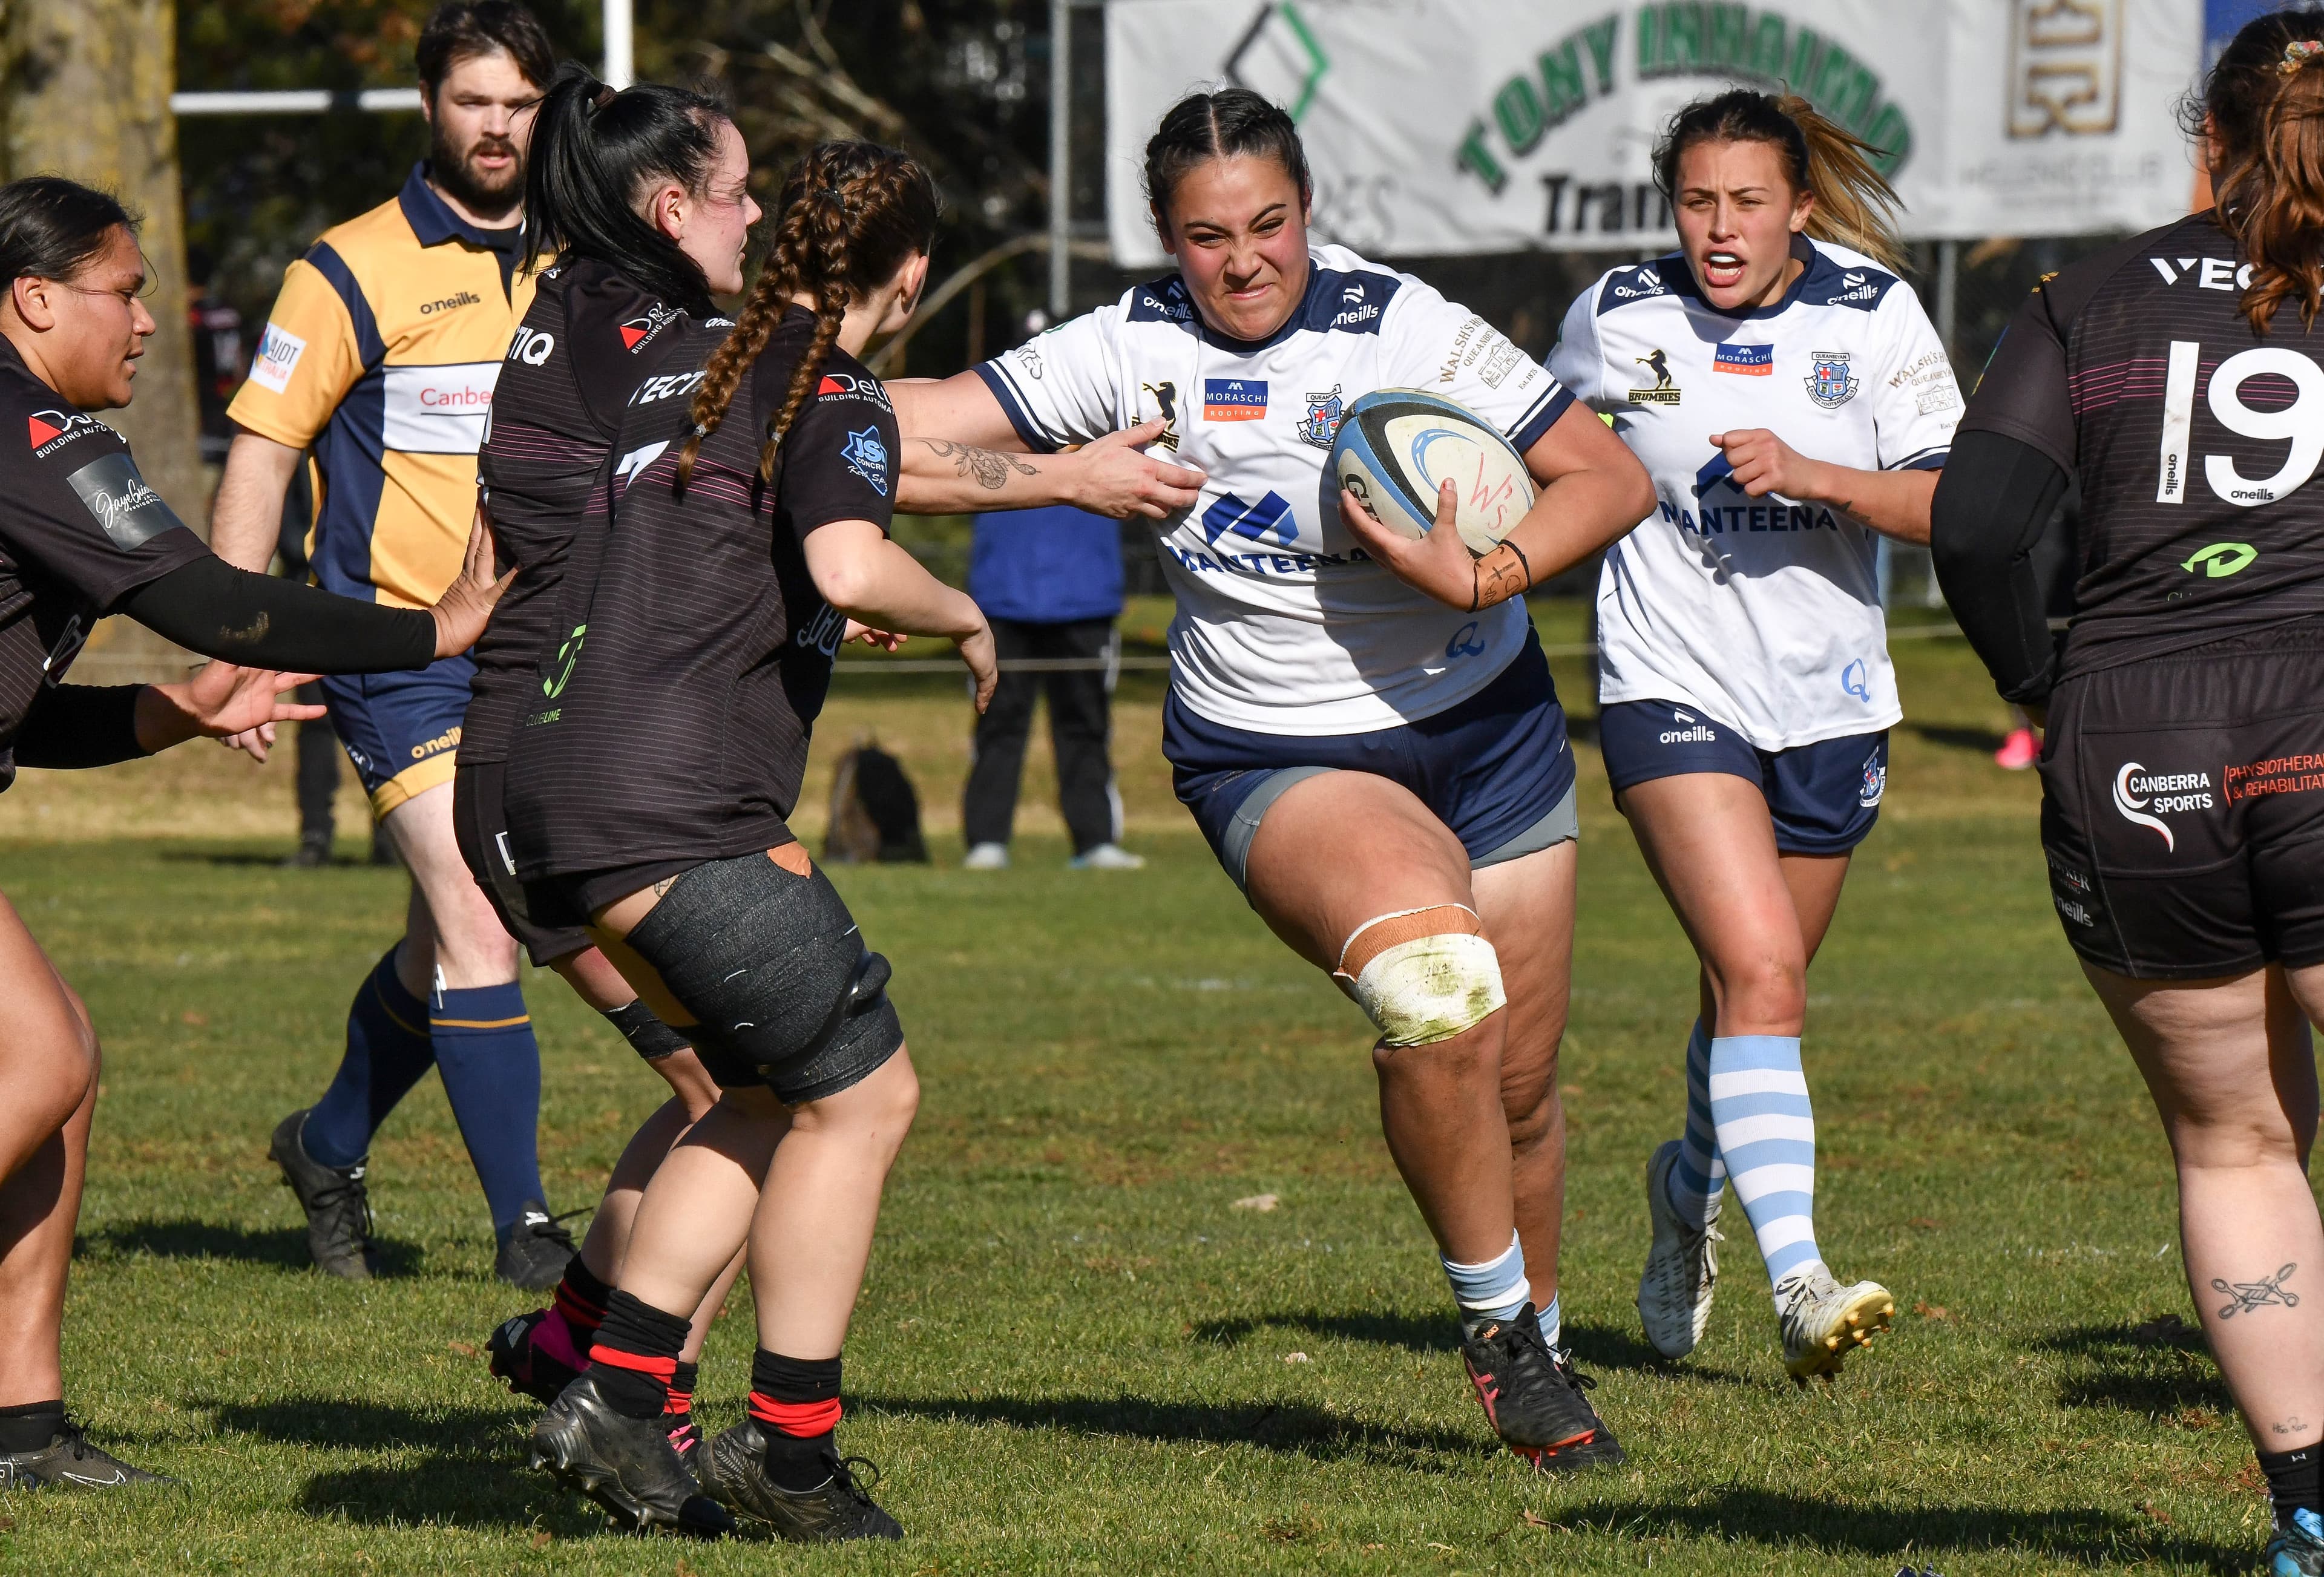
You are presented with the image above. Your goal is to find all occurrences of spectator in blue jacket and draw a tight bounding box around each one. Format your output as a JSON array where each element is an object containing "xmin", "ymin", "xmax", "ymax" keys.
[{"xmin": 962, "ymin": 505, "xmax": 1141, "ymax": 870}]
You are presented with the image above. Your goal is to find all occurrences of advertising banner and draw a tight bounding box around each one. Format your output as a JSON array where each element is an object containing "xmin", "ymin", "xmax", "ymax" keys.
[{"xmin": 1105, "ymin": 1, "xmax": 2202, "ymax": 266}]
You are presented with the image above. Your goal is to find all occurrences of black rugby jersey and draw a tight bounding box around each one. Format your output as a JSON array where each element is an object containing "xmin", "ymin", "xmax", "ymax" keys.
[
  {"xmin": 467, "ymin": 257, "xmax": 706, "ymax": 766},
  {"xmin": 1962, "ymin": 212, "xmax": 2324, "ymax": 678},
  {"xmin": 0, "ymin": 337, "xmax": 206, "ymax": 783},
  {"xmin": 504, "ymin": 306, "xmax": 898, "ymax": 885}
]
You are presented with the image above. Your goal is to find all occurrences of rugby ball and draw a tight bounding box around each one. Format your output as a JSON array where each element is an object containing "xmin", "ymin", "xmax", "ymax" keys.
[{"xmin": 1324, "ymin": 387, "xmax": 1537, "ymax": 556}]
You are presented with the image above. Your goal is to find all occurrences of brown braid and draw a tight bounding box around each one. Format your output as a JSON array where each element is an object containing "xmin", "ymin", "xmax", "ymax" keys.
[{"xmin": 672, "ymin": 142, "xmax": 940, "ymax": 491}]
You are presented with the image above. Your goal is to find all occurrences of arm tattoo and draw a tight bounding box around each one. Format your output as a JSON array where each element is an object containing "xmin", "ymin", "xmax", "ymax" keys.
[
  {"xmin": 2214, "ymin": 1262, "xmax": 2300, "ymax": 1317},
  {"xmin": 1468, "ymin": 540, "xmax": 1535, "ymax": 612},
  {"xmin": 919, "ymin": 438, "xmax": 1036, "ymax": 491}
]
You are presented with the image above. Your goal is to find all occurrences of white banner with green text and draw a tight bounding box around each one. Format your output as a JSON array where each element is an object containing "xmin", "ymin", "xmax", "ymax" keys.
[{"xmin": 1103, "ymin": 0, "xmax": 2202, "ymax": 266}]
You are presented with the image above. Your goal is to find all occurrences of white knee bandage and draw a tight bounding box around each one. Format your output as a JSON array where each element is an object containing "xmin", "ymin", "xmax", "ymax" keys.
[{"xmin": 1348, "ymin": 932, "xmax": 1506, "ymax": 1048}]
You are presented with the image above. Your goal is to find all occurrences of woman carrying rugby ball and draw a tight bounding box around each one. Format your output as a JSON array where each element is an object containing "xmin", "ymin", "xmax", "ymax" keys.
[
  {"xmin": 891, "ymin": 88, "xmax": 1653, "ymax": 1470},
  {"xmin": 1548, "ymin": 90, "xmax": 1960, "ymax": 1380}
]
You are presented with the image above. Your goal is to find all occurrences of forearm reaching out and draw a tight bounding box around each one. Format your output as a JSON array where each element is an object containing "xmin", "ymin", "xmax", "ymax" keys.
[{"xmin": 889, "ymin": 372, "xmax": 1205, "ymax": 520}]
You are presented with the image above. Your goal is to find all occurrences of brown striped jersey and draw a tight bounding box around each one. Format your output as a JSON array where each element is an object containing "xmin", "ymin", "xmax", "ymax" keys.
[
  {"xmin": 1960, "ymin": 211, "xmax": 2324, "ymax": 681},
  {"xmin": 467, "ymin": 255, "xmax": 714, "ymax": 766},
  {"xmin": 0, "ymin": 336, "xmax": 206, "ymax": 782},
  {"xmin": 503, "ymin": 304, "xmax": 899, "ymax": 884}
]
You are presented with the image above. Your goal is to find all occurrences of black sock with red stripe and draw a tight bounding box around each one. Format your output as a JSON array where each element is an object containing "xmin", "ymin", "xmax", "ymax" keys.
[
  {"xmin": 663, "ymin": 1360, "xmax": 700, "ymax": 1424},
  {"xmin": 553, "ymin": 1257, "xmax": 615, "ymax": 1342},
  {"xmin": 749, "ymin": 1349, "xmax": 842, "ymax": 1491},
  {"xmin": 586, "ymin": 1291, "xmax": 691, "ymax": 1420}
]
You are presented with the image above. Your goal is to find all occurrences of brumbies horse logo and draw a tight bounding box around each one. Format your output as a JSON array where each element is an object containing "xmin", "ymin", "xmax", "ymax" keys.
[{"xmin": 1141, "ymin": 379, "xmax": 1181, "ymax": 451}]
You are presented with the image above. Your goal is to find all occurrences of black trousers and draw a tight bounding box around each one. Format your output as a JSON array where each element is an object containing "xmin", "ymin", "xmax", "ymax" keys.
[{"xmin": 962, "ymin": 616, "xmax": 1118, "ymax": 854}]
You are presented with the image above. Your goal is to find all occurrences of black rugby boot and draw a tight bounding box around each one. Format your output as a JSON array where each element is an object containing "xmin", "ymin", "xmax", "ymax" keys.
[
  {"xmin": 487, "ymin": 1307, "xmax": 585, "ymax": 1406},
  {"xmin": 268, "ymin": 1109, "xmax": 378, "ymax": 1280},
  {"xmin": 0, "ymin": 1418, "xmax": 175, "ymax": 1490},
  {"xmin": 700, "ymin": 1418, "xmax": 903, "ymax": 1542},
  {"xmin": 529, "ymin": 1373, "xmax": 731, "ymax": 1536},
  {"xmin": 494, "ymin": 1201, "xmax": 577, "ymax": 1289},
  {"xmin": 1460, "ymin": 1303, "xmax": 1626, "ymax": 1472}
]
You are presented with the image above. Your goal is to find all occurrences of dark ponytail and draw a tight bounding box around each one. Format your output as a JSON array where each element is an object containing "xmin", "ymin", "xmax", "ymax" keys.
[
  {"xmin": 521, "ymin": 61, "xmax": 731, "ymax": 315},
  {"xmin": 2194, "ymin": 6, "xmax": 2324, "ymax": 335},
  {"xmin": 1653, "ymin": 88, "xmax": 1908, "ymax": 276},
  {"xmin": 674, "ymin": 140, "xmax": 939, "ymax": 491},
  {"xmin": 0, "ymin": 176, "xmax": 137, "ymax": 287},
  {"xmin": 1142, "ymin": 87, "xmax": 1311, "ymax": 231}
]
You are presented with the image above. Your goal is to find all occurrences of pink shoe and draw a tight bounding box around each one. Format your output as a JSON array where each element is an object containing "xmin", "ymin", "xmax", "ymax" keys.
[{"xmin": 1994, "ymin": 727, "xmax": 2038, "ymax": 770}]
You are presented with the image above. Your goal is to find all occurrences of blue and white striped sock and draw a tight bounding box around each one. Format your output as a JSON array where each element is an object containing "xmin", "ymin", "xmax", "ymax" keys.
[
  {"xmin": 1708, "ymin": 1034, "xmax": 1823, "ymax": 1291},
  {"xmin": 1534, "ymin": 1293, "xmax": 1561, "ymax": 1350},
  {"xmin": 1667, "ymin": 1018, "xmax": 1727, "ymax": 1228},
  {"xmin": 1443, "ymin": 1231, "xmax": 1531, "ymax": 1339}
]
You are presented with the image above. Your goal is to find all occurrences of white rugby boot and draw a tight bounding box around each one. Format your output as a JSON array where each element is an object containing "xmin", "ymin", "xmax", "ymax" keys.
[
  {"xmin": 1636, "ymin": 1139, "xmax": 1721, "ymax": 1360},
  {"xmin": 962, "ymin": 842, "xmax": 1009, "ymax": 870},
  {"xmin": 1775, "ymin": 1263, "xmax": 1894, "ymax": 1382}
]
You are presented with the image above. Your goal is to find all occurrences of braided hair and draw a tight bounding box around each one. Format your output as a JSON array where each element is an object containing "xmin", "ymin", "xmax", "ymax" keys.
[{"xmin": 674, "ymin": 141, "xmax": 939, "ymax": 490}]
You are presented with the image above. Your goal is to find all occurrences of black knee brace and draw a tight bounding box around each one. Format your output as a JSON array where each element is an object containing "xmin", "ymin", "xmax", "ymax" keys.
[{"xmin": 622, "ymin": 852, "xmax": 904, "ymax": 1104}]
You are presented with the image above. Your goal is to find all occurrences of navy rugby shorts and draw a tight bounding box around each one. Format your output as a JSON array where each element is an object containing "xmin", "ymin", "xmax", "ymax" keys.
[
  {"xmin": 1167, "ymin": 628, "xmax": 1578, "ymax": 893},
  {"xmin": 1598, "ymin": 698, "xmax": 1887, "ymax": 856},
  {"xmin": 2039, "ymin": 626, "xmax": 2324, "ymax": 979},
  {"xmin": 320, "ymin": 652, "xmax": 475, "ymax": 818}
]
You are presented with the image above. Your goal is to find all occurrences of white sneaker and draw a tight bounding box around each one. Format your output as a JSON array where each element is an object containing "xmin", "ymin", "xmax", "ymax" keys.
[
  {"xmin": 1068, "ymin": 843, "xmax": 1144, "ymax": 870},
  {"xmin": 962, "ymin": 842, "xmax": 1009, "ymax": 870},
  {"xmin": 1636, "ymin": 1139, "xmax": 1721, "ymax": 1360},
  {"xmin": 1775, "ymin": 1262, "xmax": 1894, "ymax": 1382}
]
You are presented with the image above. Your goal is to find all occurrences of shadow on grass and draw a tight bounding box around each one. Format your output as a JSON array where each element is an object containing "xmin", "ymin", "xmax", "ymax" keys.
[
  {"xmin": 2035, "ymin": 1317, "xmax": 2234, "ymax": 1420},
  {"xmin": 861, "ymin": 1392, "xmax": 1479, "ymax": 1466},
  {"xmin": 1906, "ymin": 723, "xmax": 2008, "ymax": 755},
  {"xmin": 1189, "ymin": 1309, "xmax": 1460, "ymax": 1354},
  {"xmin": 207, "ymin": 1398, "xmax": 523, "ymax": 1452},
  {"xmin": 84, "ymin": 1218, "xmax": 422, "ymax": 1277},
  {"xmin": 1562, "ymin": 1486, "xmax": 2240, "ymax": 1570},
  {"xmin": 205, "ymin": 1397, "xmax": 599, "ymax": 1533},
  {"xmin": 299, "ymin": 1457, "xmax": 603, "ymax": 1533},
  {"xmin": 1183, "ymin": 1312, "xmax": 1746, "ymax": 1382}
]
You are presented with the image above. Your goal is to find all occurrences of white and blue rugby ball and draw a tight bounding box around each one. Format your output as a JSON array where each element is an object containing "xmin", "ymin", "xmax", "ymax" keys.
[{"xmin": 1323, "ymin": 387, "xmax": 1536, "ymax": 557}]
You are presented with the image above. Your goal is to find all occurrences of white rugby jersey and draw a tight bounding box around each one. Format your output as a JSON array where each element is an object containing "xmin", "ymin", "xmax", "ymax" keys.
[
  {"xmin": 977, "ymin": 244, "xmax": 1571, "ymax": 735},
  {"xmin": 1549, "ymin": 240, "xmax": 1960, "ymax": 750}
]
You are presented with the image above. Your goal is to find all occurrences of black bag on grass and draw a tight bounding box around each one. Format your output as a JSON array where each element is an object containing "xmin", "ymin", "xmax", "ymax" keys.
[{"xmin": 825, "ymin": 742, "xmax": 928, "ymax": 864}]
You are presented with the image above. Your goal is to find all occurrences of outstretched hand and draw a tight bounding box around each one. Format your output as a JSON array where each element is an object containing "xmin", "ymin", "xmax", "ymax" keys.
[
  {"xmin": 429, "ymin": 509, "xmax": 516, "ymax": 658},
  {"xmin": 151, "ymin": 663, "xmax": 324, "ymax": 758},
  {"xmin": 1071, "ymin": 418, "xmax": 1207, "ymax": 520}
]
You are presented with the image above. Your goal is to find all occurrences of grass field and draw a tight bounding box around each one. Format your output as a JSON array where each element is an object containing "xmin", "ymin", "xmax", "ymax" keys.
[{"xmin": 0, "ymin": 606, "xmax": 2276, "ymax": 1574}]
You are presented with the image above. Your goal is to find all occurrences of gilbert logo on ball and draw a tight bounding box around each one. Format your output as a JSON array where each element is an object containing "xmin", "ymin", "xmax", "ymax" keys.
[{"xmin": 1323, "ymin": 388, "xmax": 1535, "ymax": 556}]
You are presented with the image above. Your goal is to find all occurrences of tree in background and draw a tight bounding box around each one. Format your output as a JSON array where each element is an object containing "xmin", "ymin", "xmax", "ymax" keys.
[{"xmin": 5, "ymin": 0, "xmax": 204, "ymax": 533}]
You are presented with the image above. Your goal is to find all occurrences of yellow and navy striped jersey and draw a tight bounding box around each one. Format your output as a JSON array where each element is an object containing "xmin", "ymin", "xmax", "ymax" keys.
[{"xmin": 228, "ymin": 165, "xmax": 538, "ymax": 609}]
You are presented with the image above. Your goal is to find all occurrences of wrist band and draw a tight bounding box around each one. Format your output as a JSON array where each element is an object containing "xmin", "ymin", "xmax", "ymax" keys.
[{"xmin": 1502, "ymin": 539, "xmax": 1534, "ymax": 588}]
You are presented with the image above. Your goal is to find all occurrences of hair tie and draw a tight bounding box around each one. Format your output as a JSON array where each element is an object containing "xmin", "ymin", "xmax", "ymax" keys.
[
  {"xmin": 591, "ymin": 84, "xmax": 618, "ymax": 109},
  {"xmin": 693, "ymin": 422, "xmax": 709, "ymax": 437},
  {"xmin": 2283, "ymin": 39, "xmax": 2323, "ymax": 75}
]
